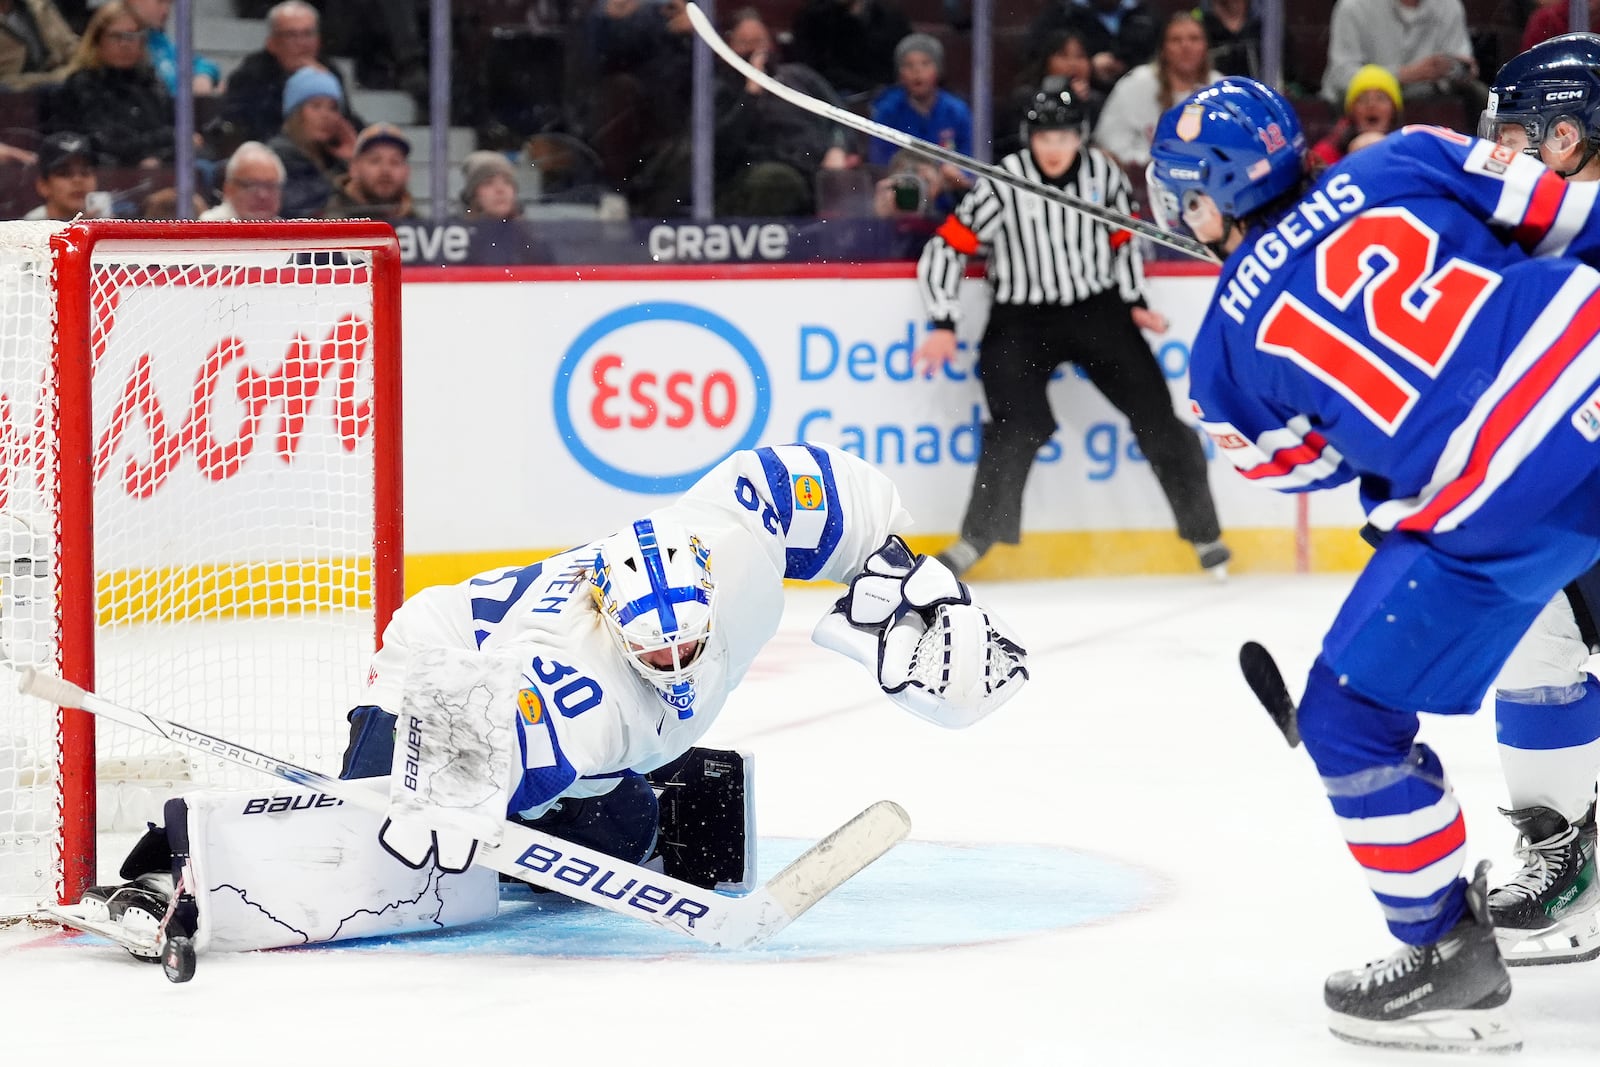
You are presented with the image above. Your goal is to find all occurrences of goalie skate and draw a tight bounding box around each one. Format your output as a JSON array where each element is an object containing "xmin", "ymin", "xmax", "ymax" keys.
[
  {"xmin": 41, "ymin": 872, "xmax": 197, "ymax": 982},
  {"xmin": 43, "ymin": 901, "xmax": 162, "ymax": 959},
  {"xmin": 1489, "ymin": 803, "xmax": 1600, "ymax": 966},
  {"xmin": 1323, "ymin": 862, "xmax": 1521, "ymax": 1054}
]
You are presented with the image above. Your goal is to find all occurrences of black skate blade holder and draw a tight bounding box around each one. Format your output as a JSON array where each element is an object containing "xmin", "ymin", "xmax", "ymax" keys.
[{"xmin": 1239, "ymin": 641, "xmax": 1301, "ymax": 748}]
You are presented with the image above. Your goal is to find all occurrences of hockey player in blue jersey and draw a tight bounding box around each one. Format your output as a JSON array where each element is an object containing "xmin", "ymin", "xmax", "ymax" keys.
[
  {"xmin": 72, "ymin": 444, "xmax": 1028, "ymax": 956},
  {"xmin": 1473, "ymin": 32, "xmax": 1600, "ymax": 968},
  {"xmin": 1149, "ymin": 77, "xmax": 1600, "ymax": 1052}
]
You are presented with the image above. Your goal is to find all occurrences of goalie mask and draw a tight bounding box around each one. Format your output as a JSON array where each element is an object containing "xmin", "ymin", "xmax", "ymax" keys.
[{"xmin": 591, "ymin": 517, "xmax": 715, "ymax": 714}]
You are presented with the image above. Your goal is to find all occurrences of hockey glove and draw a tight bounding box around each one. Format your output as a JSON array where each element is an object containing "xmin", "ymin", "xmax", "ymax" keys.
[{"xmin": 814, "ymin": 536, "xmax": 1029, "ymax": 728}]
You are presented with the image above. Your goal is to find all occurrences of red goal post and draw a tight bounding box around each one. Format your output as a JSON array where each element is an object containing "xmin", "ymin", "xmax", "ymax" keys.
[{"xmin": 0, "ymin": 220, "xmax": 403, "ymax": 916}]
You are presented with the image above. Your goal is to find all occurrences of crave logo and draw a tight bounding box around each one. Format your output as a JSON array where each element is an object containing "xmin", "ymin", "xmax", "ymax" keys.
[{"xmin": 553, "ymin": 303, "xmax": 770, "ymax": 494}]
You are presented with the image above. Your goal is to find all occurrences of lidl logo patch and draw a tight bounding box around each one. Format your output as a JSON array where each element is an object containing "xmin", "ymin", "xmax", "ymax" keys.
[
  {"xmin": 517, "ymin": 687, "xmax": 545, "ymax": 725},
  {"xmin": 793, "ymin": 474, "xmax": 825, "ymax": 510}
]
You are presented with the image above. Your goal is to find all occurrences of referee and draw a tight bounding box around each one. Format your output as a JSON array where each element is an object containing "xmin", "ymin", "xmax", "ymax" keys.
[{"xmin": 912, "ymin": 85, "xmax": 1229, "ymax": 578}]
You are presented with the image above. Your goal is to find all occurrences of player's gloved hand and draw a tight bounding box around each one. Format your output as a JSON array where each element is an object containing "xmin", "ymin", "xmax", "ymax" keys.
[
  {"xmin": 815, "ymin": 537, "xmax": 1029, "ymax": 728},
  {"xmin": 377, "ymin": 817, "xmax": 480, "ymax": 874}
]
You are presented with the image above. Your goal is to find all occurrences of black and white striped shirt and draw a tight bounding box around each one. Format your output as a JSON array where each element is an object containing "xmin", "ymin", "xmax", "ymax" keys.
[{"xmin": 916, "ymin": 145, "xmax": 1146, "ymax": 325}]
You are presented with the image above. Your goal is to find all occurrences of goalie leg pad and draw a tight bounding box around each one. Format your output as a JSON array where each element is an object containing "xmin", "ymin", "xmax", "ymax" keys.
[
  {"xmin": 174, "ymin": 783, "xmax": 498, "ymax": 953},
  {"xmin": 646, "ymin": 748, "xmax": 755, "ymax": 892}
]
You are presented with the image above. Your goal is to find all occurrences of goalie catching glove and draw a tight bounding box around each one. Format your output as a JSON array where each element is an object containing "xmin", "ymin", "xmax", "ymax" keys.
[{"xmin": 813, "ymin": 536, "xmax": 1028, "ymax": 728}]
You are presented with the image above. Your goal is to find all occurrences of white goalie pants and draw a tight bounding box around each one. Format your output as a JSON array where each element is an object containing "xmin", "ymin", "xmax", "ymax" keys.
[{"xmin": 180, "ymin": 780, "xmax": 498, "ymax": 953}]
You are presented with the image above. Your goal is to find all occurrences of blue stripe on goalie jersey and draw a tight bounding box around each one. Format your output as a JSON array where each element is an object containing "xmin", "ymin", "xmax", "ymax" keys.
[
  {"xmin": 755, "ymin": 445, "xmax": 844, "ymax": 580},
  {"xmin": 511, "ymin": 699, "xmax": 578, "ymax": 816},
  {"xmin": 467, "ymin": 562, "xmax": 545, "ymax": 646}
]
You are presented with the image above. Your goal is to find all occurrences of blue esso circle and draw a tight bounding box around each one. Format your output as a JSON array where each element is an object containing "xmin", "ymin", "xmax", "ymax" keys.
[{"xmin": 553, "ymin": 302, "xmax": 772, "ymax": 494}]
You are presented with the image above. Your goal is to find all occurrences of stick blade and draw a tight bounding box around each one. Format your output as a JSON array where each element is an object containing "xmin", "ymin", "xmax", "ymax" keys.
[
  {"xmin": 726, "ymin": 799, "xmax": 911, "ymax": 949},
  {"xmin": 1239, "ymin": 641, "xmax": 1301, "ymax": 747}
]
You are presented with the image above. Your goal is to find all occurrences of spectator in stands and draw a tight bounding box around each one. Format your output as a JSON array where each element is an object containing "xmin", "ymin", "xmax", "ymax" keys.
[
  {"xmin": 1312, "ymin": 62, "xmax": 1403, "ymax": 164},
  {"xmin": 54, "ymin": 1, "xmax": 174, "ymax": 168},
  {"xmin": 872, "ymin": 147, "xmax": 945, "ymax": 219},
  {"xmin": 269, "ymin": 65, "xmax": 350, "ymax": 218},
  {"xmin": 1322, "ymin": 0, "xmax": 1482, "ymax": 115},
  {"xmin": 456, "ymin": 149, "xmax": 556, "ymax": 264},
  {"xmin": 199, "ymin": 140, "xmax": 284, "ymax": 219},
  {"xmin": 1027, "ymin": 0, "xmax": 1159, "ymax": 96},
  {"xmin": 582, "ymin": 0, "xmax": 695, "ymax": 212},
  {"xmin": 136, "ymin": 185, "xmax": 206, "ymax": 217},
  {"xmin": 714, "ymin": 7, "xmax": 840, "ymax": 216},
  {"xmin": 788, "ymin": 0, "xmax": 911, "ymax": 99},
  {"xmin": 996, "ymin": 29, "xmax": 1102, "ymax": 158},
  {"xmin": 869, "ymin": 34, "xmax": 972, "ymax": 205},
  {"xmin": 1199, "ymin": 0, "xmax": 1305, "ymax": 93},
  {"xmin": 1094, "ymin": 11, "xmax": 1221, "ymax": 170},
  {"xmin": 323, "ymin": 122, "xmax": 415, "ymax": 221},
  {"xmin": 318, "ymin": 0, "xmax": 427, "ymax": 101},
  {"xmin": 1522, "ymin": 1, "xmax": 1600, "ymax": 50},
  {"xmin": 23, "ymin": 130, "xmax": 101, "ymax": 219},
  {"xmin": 214, "ymin": 1, "xmax": 359, "ymax": 153},
  {"xmin": 0, "ymin": 0, "xmax": 76, "ymax": 89},
  {"xmin": 125, "ymin": 0, "xmax": 218, "ymax": 95},
  {"xmin": 460, "ymin": 149, "xmax": 521, "ymax": 220}
]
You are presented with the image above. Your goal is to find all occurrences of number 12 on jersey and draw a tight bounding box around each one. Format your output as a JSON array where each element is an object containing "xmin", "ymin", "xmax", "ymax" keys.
[{"xmin": 1257, "ymin": 206, "xmax": 1500, "ymax": 433}]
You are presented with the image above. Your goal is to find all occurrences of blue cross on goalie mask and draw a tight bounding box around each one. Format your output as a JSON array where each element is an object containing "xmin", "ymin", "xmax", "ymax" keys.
[{"xmin": 591, "ymin": 517, "xmax": 715, "ymax": 718}]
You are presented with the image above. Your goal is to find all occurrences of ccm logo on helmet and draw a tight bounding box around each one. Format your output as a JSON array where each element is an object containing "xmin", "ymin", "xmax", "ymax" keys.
[
  {"xmin": 1166, "ymin": 166, "xmax": 1203, "ymax": 181},
  {"xmin": 1545, "ymin": 89, "xmax": 1585, "ymax": 102},
  {"xmin": 553, "ymin": 302, "xmax": 772, "ymax": 494}
]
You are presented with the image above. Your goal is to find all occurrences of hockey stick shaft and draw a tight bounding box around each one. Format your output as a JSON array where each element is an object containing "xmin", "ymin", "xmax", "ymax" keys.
[
  {"xmin": 1238, "ymin": 640, "xmax": 1300, "ymax": 747},
  {"xmin": 17, "ymin": 667, "xmax": 910, "ymax": 949},
  {"xmin": 683, "ymin": 2, "xmax": 1212, "ymax": 261}
]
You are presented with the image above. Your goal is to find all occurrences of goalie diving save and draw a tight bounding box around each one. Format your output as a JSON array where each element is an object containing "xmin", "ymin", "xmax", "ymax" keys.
[{"xmin": 68, "ymin": 443, "xmax": 1028, "ymax": 959}]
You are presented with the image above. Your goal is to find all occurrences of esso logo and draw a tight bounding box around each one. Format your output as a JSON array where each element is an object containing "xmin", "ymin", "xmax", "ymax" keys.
[{"xmin": 553, "ymin": 302, "xmax": 771, "ymax": 494}]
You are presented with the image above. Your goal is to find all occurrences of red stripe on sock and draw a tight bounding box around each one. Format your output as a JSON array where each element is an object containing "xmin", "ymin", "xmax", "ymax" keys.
[{"xmin": 1347, "ymin": 811, "xmax": 1466, "ymax": 874}]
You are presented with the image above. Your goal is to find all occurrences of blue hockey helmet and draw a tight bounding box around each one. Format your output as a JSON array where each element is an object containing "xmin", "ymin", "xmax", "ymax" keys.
[
  {"xmin": 590, "ymin": 516, "xmax": 716, "ymax": 706},
  {"xmin": 1147, "ymin": 77, "xmax": 1306, "ymax": 234},
  {"xmin": 1480, "ymin": 32, "xmax": 1600, "ymax": 160}
]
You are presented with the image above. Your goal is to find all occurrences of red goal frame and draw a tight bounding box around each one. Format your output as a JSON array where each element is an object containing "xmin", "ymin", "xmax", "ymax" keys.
[{"xmin": 45, "ymin": 220, "xmax": 404, "ymax": 903}]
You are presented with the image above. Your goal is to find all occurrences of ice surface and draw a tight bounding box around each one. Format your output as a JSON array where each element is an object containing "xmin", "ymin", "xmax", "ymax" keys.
[{"xmin": 5, "ymin": 574, "xmax": 1599, "ymax": 1064}]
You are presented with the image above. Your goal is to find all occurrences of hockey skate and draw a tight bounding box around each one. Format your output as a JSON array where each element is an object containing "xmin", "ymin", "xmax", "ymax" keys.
[
  {"xmin": 1489, "ymin": 802, "xmax": 1600, "ymax": 966},
  {"xmin": 48, "ymin": 870, "xmax": 197, "ymax": 983},
  {"xmin": 1324, "ymin": 862, "xmax": 1520, "ymax": 1053}
]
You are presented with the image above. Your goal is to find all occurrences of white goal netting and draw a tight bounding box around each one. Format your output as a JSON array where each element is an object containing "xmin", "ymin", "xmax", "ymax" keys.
[{"xmin": 0, "ymin": 222, "xmax": 399, "ymax": 917}]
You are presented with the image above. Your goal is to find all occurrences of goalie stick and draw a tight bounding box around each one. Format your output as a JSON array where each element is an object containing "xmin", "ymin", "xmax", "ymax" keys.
[
  {"xmin": 15, "ymin": 667, "xmax": 911, "ymax": 950},
  {"xmin": 682, "ymin": 2, "xmax": 1212, "ymax": 262},
  {"xmin": 1238, "ymin": 640, "xmax": 1300, "ymax": 747}
]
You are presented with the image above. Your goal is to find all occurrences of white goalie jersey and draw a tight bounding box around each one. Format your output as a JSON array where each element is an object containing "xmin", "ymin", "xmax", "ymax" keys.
[
  {"xmin": 362, "ymin": 443, "xmax": 913, "ymax": 820},
  {"xmin": 135, "ymin": 444, "xmax": 1025, "ymax": 955}
]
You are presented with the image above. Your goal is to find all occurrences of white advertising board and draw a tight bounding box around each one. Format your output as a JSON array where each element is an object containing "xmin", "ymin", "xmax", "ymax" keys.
[{"xmin": 400, "ymin": 270, "xmax": 1363, "ymax": 557}]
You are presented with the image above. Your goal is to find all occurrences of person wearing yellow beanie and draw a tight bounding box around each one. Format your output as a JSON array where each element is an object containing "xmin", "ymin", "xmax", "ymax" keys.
[
  {"xmin": 1312, "ymin": 63, "xmax": 1403, "ymax": 165},
  {"xmin": 1344, "ymin": 63, "xmax": 1403, "ymax": 114}
]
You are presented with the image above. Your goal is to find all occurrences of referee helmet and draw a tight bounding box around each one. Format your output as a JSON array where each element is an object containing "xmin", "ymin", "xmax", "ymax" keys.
[{"xmin": 1020, "ymin": 83, "xmax": 1088, "ymax": 145}]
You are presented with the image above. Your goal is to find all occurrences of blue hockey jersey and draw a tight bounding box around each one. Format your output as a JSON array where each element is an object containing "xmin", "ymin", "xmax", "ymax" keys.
[{"xmin": 1189, "ymin": 126, "xmax": 1600, "ymax": 535}]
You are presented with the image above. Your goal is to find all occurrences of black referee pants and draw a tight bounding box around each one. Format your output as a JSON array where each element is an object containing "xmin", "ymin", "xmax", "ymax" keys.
[{"xmin": 959, "ymin": 294, "xmax": 1222, "ymax": 548}]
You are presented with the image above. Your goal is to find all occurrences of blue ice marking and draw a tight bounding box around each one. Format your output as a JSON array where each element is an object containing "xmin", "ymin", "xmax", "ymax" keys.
[{"xmin": 308, "ymin": 838, "xmax": 1155, "ymax": 960}]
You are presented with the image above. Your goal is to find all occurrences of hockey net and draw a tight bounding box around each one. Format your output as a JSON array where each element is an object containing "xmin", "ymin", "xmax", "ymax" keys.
[{"xmin": 0, "ymin": 221, "xmax": 403, "ymax": 918}]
